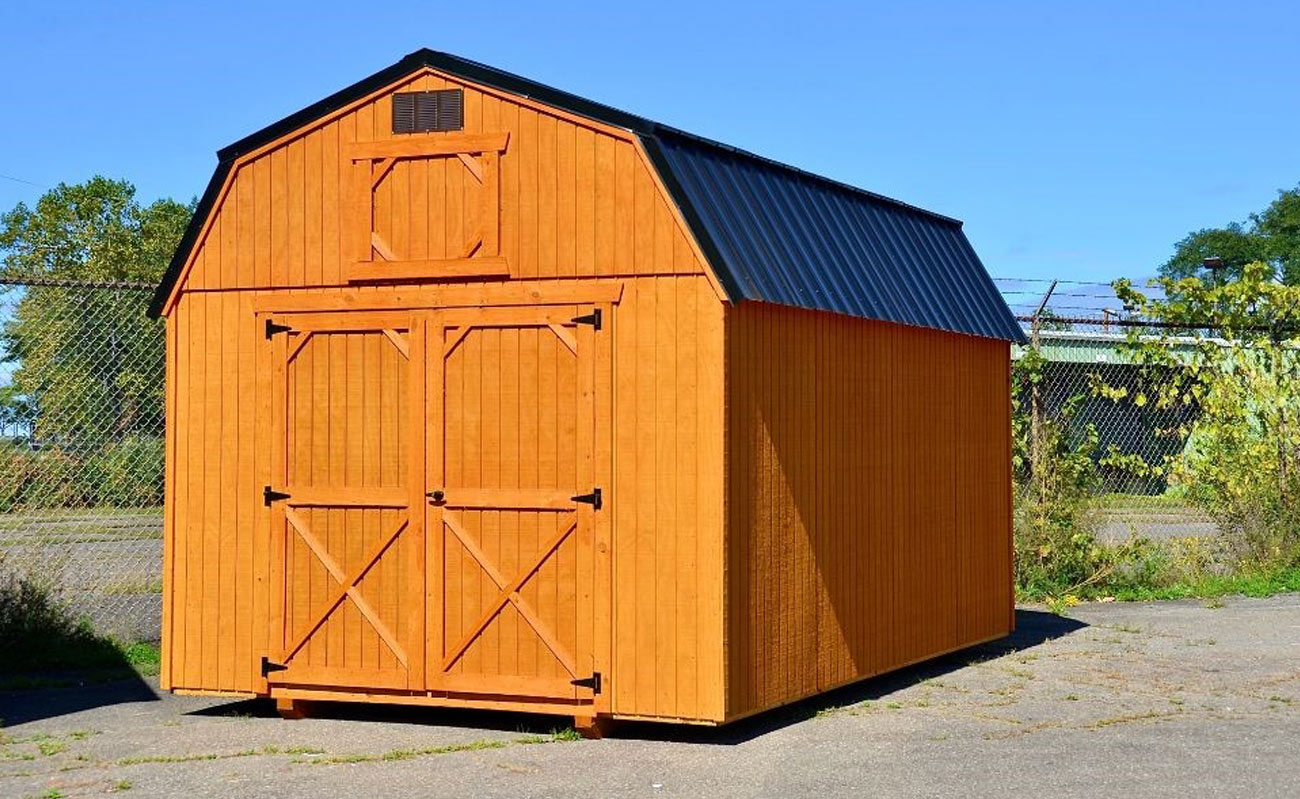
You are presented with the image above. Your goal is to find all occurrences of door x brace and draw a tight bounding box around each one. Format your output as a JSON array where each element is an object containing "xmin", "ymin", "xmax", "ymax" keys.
[
  {"xmin": 277, "ymin": 510, "xmax": 410, "ymax": 669},
  {"xmin": 439, "ymin": 513, "xmax": 579, "ymax": 677}
]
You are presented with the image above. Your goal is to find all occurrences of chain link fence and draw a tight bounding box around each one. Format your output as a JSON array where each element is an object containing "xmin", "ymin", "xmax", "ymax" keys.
[
  {"xmin": 0, "ymin": 278, "xmax": 164, "ymax": 642},
  {"xmin": 999, "ymin": 277, "xmax": 1222, "ymax": 545},
  {"xmin": 0, "ymin": 275, "xmax": 1229, "ymax": 643}
]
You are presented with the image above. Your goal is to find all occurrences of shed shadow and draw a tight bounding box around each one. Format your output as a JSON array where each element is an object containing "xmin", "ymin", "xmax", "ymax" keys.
[
  {"xmin": 188, "ymin": 695, "xmax": 577, "ymax": 737},
  {"xmin": 185, "ymin": 610, "xmax": 1082, "ymax": 743},
  {"xmin": 0, "ymin": 673, "xmax": 159, "ymax": 726},
  {"xmin": 611, "ymin": 609, "xmax": 1085, "ymax": 745}
]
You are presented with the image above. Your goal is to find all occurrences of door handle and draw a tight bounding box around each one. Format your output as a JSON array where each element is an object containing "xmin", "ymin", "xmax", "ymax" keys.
[{"xmin": 426, "ymin": 489, "xmax": 445, "ymax": 503}]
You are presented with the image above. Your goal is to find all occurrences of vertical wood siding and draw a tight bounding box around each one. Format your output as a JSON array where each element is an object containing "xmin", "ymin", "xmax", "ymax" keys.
[
  {"xmin": 166, "ymin": 279, "xmax": 725, "ymax": 721},
  {"xmin": 724, "ymin": 302, "xmax": 1013, "ymax": 720},
  {"xmin": 178, "ymin": 72, "xmax": 702, "ymax": 294}
]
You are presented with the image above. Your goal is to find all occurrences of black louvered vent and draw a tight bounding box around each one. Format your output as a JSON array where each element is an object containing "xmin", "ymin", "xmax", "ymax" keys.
[
  {"xmin": 436, "ymin": 89, "xmax": 463, "ymax": 132},
  {"xmin": 391, "ymin": 89, "xmax": 465, "ymax": 134},
  {"xmin": 391, "ymin": 92, "xmax": 417, "ymax": 134},
  {"xmin": 415, "ymin": 93, "xmax": 439, "ymax": 131}
]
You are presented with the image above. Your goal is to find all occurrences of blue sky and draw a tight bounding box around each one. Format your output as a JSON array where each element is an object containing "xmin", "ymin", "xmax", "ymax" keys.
[{"xmin": 1, "ymin": 0, "xmax": 1298, "ymax": 285}]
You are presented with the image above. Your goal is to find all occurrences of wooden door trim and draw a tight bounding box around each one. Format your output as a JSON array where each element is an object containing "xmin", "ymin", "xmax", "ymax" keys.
[
  {"xmin": 266, "ymin": 310, "xmax": 417, "ymax": 333},
  {"xmin": 406, "ymin": 316, "xmax": 428, "ymax": 690},
  {"xmin": 437, "ymin": 488, "xmax": 580, "ymax": 510},
  {"xmin": 437, "ymin": 306, "xmax": 586, "ymax": 328},
  {"xmin": 423, "ymin": 309, "xmax": 445, "ymax": 695},
  {"xmin": 275, "ymin": 486, "xmax": 407, "ymax": 507},
  {"xmin": 250, "ymin": 281, "xmax": 624, "ymax": 314}
]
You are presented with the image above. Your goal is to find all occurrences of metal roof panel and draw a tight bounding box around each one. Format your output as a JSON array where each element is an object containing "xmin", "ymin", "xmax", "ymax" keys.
[{"xmin": 650, "ymin": 129, "xmax": 1026, "ymax": 342}]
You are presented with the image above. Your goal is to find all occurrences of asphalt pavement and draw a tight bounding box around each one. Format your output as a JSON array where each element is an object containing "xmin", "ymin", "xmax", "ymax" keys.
[{"xmin": 3, "ymin": 595, "xmax": 1298, "ymax": 798}]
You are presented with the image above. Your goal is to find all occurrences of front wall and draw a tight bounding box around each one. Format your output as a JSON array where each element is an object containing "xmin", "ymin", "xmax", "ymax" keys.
[
  {"xmin": 164, "ymin": 69, "xmax": 726, "ymax": 722},
  {"xmin": 725, "ymin": 303, "xmax": 1013, "ymax": 719}
]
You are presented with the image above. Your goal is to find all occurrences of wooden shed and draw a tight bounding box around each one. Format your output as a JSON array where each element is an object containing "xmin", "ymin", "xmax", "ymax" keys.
[{"xmin": 150, "ymin": 50, "xmax": 1026, "ymax": 733}]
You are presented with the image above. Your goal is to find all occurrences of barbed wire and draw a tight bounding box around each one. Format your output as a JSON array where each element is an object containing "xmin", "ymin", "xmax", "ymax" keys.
[{"xmin": 0, "ymin": 276, "xmax": 155, "ymax": 290}]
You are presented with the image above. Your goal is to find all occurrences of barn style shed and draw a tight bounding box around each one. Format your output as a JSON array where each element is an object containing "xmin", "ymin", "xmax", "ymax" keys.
[{"xmin": 151, "ymin": 49, "xmax": 1025, "ymax": 733}]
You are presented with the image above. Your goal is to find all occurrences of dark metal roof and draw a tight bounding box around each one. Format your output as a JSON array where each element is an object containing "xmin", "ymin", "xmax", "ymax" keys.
[
  {"xmin": 150, "ymin": 49, "xmax": 1026, "ymax": 343},
  {"xmin": 645, "ymin": 130, "xmax": 1025, "ymax": 341}
]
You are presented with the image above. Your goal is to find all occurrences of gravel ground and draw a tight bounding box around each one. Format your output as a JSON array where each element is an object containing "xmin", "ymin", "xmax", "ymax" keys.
[
  {"xmin": 1095, "ymin": 504, "xmax": 1221, "ymax": 543},
  {"xmin": 3, "ymin": 595, "xmax": 1299, "ymax": 799}
]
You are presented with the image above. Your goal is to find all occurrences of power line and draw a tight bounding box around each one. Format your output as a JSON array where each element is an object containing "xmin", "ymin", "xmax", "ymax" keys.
[{"xmin": 0, "ymin": 173, "xmax": 41, "ymax": 187}]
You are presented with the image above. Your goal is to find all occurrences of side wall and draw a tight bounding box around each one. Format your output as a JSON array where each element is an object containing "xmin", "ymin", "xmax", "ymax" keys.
[
  {"xmin": 724, "ymin": 302, "xmax": 1013, "ymax": 720},
  {"xmin": 163, "ymin": 66, "xmax": 727, "ymax": 721}
]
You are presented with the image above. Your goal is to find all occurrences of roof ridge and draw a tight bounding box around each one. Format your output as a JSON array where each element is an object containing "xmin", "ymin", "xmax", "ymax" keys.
[
  {"xmin": 220, "ymin": 48, "xmax": 962, "ymax": 226},
  {"xmin": 417, "ymin": 49, "xmax": 963, "ymax": 228},
  {"xmin": 647, "ymin": 125, "xmax": 963, "ymax": 227}
]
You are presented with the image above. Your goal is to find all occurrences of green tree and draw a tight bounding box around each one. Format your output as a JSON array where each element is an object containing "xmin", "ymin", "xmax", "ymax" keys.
[
  {"xmin": 0, "ymin": 178, "xmax": 191, "ymax": 447},
  {"xmin": 1161, "ymin": 186, "xmax": 1300, "ymax": 283}
]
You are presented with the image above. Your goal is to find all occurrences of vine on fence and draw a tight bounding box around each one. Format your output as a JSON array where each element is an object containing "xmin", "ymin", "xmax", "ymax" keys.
[{"xmin": 1109, "ymin": 263, "xmax": 1300, "ymax": 567}]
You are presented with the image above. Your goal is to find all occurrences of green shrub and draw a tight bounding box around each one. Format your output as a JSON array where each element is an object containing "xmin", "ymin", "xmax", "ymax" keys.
[
  {"xmin": 84, "ymin": 435, "xmax": 164, "ymax": 508},
  {"xmin": 1111, "ymin": 264, "xmax": 1300, "ymax": 569},
  {"xmin": 0, "ymin": 565, "xmax": 122, "ymax": 673},
  {"xmin": 1012, "ymin": 348, "xmax": 1127, "ymax": 597},
  {"xmin": 0, "ymin": 436, "xmax": 163, "ymax": 511},
  {"xmin": 0, "ymin": 443, "xmax": 84, "ymax": 512}
]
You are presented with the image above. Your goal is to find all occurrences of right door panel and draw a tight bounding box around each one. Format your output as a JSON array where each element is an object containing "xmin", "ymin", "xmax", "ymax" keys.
[{"xmin": 426, "ymin": 306, "xmax": 603, "ymax": 703}]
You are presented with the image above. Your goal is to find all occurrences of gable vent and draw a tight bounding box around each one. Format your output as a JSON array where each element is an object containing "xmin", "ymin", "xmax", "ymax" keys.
[
  {"xmin": 392, "ymin": 93, "xmax": 417, "ymax": 133},
  {"xmin": 392, "ymin": 89, "xmax": 464, "ymax": 134}
]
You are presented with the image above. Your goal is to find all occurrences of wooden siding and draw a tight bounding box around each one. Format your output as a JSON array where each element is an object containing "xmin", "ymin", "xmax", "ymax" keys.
[
  {"xmin": 163, "ymin": 275, "xmax": 726, "ymax": 722},
  {"xmin": 176, "ymin": 70, "xmax": 706, "ymax": 296},
  {"xmin": 724, "ymin": 302, "xmax": 1013, "ymax": 720}
]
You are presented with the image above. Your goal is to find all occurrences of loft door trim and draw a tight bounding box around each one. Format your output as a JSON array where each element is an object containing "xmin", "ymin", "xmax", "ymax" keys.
[
  {"xmin": 249, "ymin": 281, "xmax": 625, "ymax": 314},
  {"xmin": 346, "ymin": 131, "xmax": 509, "ymax": 284}
]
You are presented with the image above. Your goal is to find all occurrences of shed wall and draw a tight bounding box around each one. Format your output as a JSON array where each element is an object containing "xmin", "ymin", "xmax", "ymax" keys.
[
  {"xmin": 166, "ymin": 276, "xmax": 725, "ymax": 721},
  {"xmin": 163, "ymin": 67, "xmax": 727, "ymax": 721},
  {"xmin": 724, "ymin": 302, "xmax": 1013, "ymax": 720}
]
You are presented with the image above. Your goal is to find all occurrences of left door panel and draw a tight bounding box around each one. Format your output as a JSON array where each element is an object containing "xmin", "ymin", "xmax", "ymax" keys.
[{"xmin": 261, "ymin": 311, "xmax": 426, "ymax": 692}]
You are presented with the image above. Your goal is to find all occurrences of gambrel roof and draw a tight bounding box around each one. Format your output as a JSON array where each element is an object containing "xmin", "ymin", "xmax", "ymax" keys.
[{"xmin": 151, "ymin": 49, "xmax": 1025, "ymax": 343}]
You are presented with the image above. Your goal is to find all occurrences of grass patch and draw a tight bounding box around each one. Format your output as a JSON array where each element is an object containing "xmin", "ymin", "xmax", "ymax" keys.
[
  {"xmin": 1103, "ymin": 566, "xmax": 1300, "ymax": 602},
  {"xmin": 102, "ymin": 578, "xmax": 163, "ymax": 596},
  {"xmin": 36, "ymin": 739, "xmax": 66, "ymax": 756},
  {"xmin": 1095, "ymin": 493, "xmax": 1196, "ymax": 511},
  {"xmin": 297, "ymin": 739, "xmax": 509, "ymax": 765},
  {"xmin": 295, "ymin": 730, "xmax": 582, "ymax": 766},
  {"xmin": 116, "ymin": 745, "xmax": 283, "ymax": 766},
  {"xmin": 1018, "ymin": 535, "xmax": 1300, "ymax": 606}
]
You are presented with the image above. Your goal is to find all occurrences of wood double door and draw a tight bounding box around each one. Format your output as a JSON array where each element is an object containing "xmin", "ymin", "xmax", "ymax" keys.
[{"xmin": 261, "ymin": 305, "xmax": 608, "ymax": 708}]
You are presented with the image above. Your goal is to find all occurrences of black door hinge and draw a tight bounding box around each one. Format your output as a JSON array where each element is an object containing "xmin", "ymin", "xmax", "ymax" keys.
[
  {"xmin": 571, "ymin": 487, "xmax": 602, "ymax": 510},
  {"xmin": 260, "ymin": 656, "xmax": 289, "ymax": 677},
  {"xmin": 571, "ymin": 309, "xmax": 602, "ymax": 330},
  {"xmin": 571, "ymin": 671, "xmax": 602, "ymax": 694},
  {"xmin": 265, "ymin": 319, "xmax": 292, "ymax": 340},
  {"xmin": 263, "ymin": 486, "xmax": 291, "ymax": 507}
]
